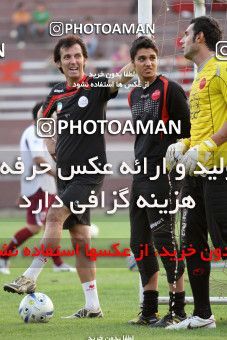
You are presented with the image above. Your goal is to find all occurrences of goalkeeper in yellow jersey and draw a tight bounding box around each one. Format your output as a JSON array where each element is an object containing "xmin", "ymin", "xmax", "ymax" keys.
[{"xmin": 165, "ymin": 16, "xmax": 227, "ymax": 330}]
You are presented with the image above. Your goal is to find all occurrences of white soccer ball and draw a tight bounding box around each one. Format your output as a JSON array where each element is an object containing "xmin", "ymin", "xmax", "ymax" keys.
[
  {"xmin": 19, "ymin": 292, "xmax": 54, "ymax": 323},
  {"xmin": 90, "ymin": 224, "xmax": 99, "ymax": 238}
]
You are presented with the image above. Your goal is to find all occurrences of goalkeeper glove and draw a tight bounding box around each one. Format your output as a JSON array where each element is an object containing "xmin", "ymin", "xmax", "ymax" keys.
[
  {"xmin": 165, "ymin": 138, "xmax": 191, "ymax": 171},
  {"xmin": 179, "ymin": 137, "xmax": 218, "ymax": 176}
]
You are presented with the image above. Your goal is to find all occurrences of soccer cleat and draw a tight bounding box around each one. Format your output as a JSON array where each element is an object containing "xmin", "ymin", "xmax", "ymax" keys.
[
  {"xmin": 166, "ymin": 314, "xmax": 216, "ymax": 330},
  {"xmin": 0, "ymin": 258, "xmax": 10, "ymax": 275},
  {"xmin": 53, "ymin": 263, "xmax": 76, "ymax": 273},
  {"xmin": 3, "ymin": 275, "xmax": 36, "ymax": 294},
  {"xmin": 61, "ymin": 307, "xmax": 103, "ymax": 319},
  {"xmin": 151, "ymin": 312, "xmax": 186, "ymax": 328},
  {"xmin": 128, "ymin": 312, "xmax": 159, "ymax": 326}
]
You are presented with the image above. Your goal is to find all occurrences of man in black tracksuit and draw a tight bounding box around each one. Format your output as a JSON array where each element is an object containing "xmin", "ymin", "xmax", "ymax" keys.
[{"xmin": 128, "ymin": 36, "xmax": 190, "ymax": 327}]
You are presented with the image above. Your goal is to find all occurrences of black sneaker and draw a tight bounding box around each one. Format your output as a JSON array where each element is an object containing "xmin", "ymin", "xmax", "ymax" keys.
[
  {"xmin": 151, "ymin": 312, "xmax": 187, "ymax": 328},
  {"xmin": 128, "ymin": 312, "xmax": 159, "ymax": 326}
]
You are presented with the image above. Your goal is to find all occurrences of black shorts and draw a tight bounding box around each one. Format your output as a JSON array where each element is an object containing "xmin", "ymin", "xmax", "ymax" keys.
[{"xmin": 57, "ymin": 174, "xmax": 104, "ymax": 228}]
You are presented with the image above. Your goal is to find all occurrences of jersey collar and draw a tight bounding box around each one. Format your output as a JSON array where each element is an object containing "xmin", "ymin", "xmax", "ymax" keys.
[
  {"xmin": 197, "ymin": 55, "xmax": 215, "ymax": 73},
  {"xmin": 140, "ymin": 75, "xmax": 158, "ymax": 90},
  {"xmin": 66, "ymin": 74, "xmax": 88, "ymax": 90}
]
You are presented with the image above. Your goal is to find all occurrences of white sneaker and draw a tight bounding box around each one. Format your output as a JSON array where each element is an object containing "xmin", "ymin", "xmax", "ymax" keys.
[
  {"xmin": 166, "ymin": 315, "xmax": 216, "ymax": 330},
  {"xmin": 53, "ymin": 263, "xmax": 76, "ymax": 273},
  {"xmin": 0, "ymin": 258, "xmax": 10, "ymax": 275},
  {"xmin": 4, "ymin": 275, "xmax": 36, "ymax": 294}
]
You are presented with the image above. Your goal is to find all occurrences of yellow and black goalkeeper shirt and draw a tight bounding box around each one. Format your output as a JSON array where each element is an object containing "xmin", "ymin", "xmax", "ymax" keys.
[{"xmin": 189, "ymin": 56, "xmax": 227, "ymax": 168}]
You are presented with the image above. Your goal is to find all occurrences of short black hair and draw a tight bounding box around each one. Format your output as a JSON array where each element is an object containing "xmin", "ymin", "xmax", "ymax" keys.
[
  {"xmin": 190, "ymin": 16, "xmax": 222, "ymax": 51},
  {"xmin": 32, "ymin": 102, "xmax": 43, "ymax": 121},
  {"xmin": 130, "ymin": 36, "xmax": 158, "ymax": 61},
  {"xmin": 53, "ymin": 35, "xmax": 88, "ymax": 74}
]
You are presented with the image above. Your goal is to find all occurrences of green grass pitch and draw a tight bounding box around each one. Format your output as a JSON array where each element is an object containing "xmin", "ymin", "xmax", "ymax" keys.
[{"xmin": 0, "ymin": 212, "xmax": 226, "ymax": 340}]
